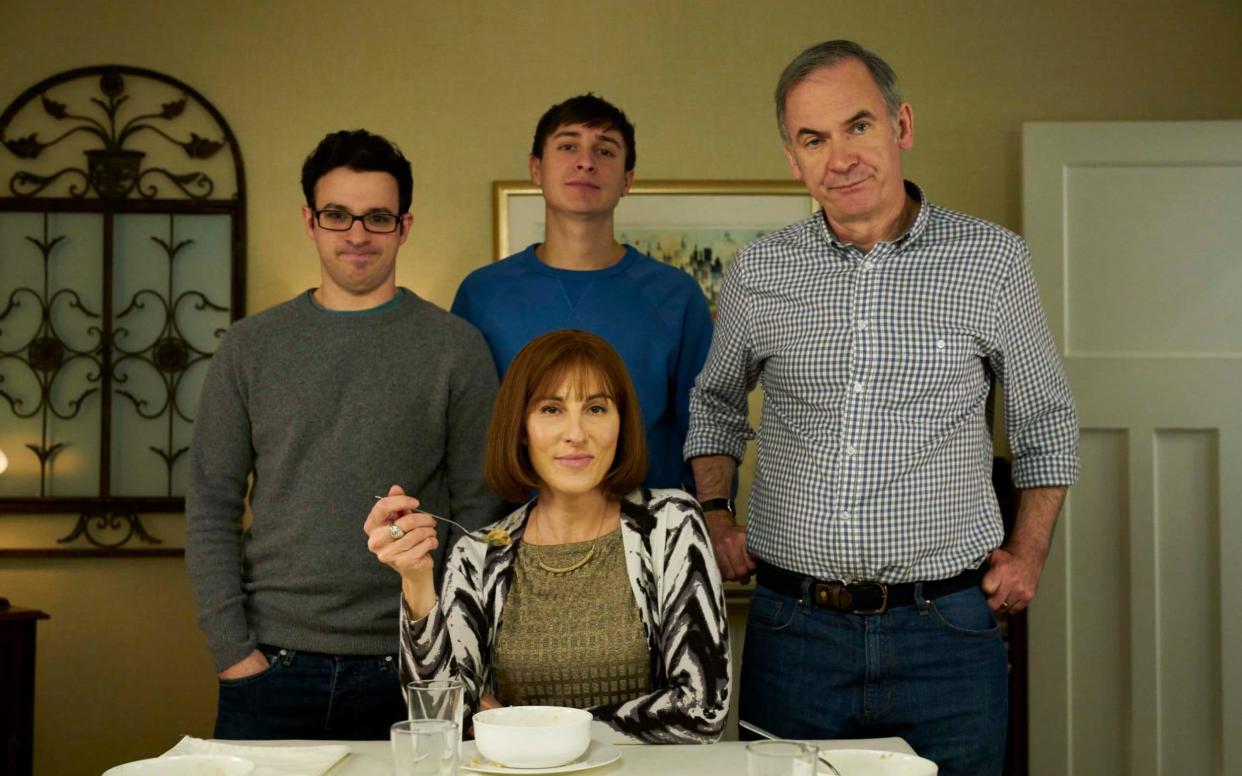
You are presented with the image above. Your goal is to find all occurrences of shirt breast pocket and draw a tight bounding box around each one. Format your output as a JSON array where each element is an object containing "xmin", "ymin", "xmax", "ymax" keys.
[{"xmin": 881, "ymin": 329, "xmax": 981, "ymax": 424}]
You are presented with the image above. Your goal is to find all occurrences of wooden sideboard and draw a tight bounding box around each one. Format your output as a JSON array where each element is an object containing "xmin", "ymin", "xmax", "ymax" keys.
[{"xmin": 0, "ymin": 605, "xmax": 49, "ymax": 776}]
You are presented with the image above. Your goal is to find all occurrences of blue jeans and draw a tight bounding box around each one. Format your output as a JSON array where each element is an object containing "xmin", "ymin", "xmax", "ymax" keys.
[
  {"xmin": 215, "ymin": 645, "xmax": 406, "ymax": 740},
  {"xmin": 739, "ymin": 582, "xmax": 1007, "ymax": 776}
]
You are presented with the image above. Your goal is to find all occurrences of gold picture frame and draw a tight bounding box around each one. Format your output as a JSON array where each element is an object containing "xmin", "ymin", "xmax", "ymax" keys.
[{"xmin": 493, "ymin": 180, "xmax": 817, "ymax": 314}]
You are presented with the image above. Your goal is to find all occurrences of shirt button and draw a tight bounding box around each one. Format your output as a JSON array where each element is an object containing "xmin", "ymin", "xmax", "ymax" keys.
[
  {"xmin": 862, "ymin": 261, "xmax": 875, "ymax": 271},
  {"xmin": 839, "ymin": 511, "xmax": 851, "ymax": 521},
  {"xmin": 853, "ymin": 381, "xmax": 864, "ymax": 393},
  {"xmin": 857, "ymin": 320, "xmax": 869, "ymax": 331},
  {"xmin": 936, "ymin": 338, "xmax": 946, "ymax": 349},
  {"xmin": 845, "ymin": 445, "xmax": 857, "ymax": 456}
]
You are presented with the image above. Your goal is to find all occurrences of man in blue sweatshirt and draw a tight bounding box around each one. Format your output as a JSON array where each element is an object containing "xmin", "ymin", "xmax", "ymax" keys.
[{"xmin": 451, "ymin": 95, "xmax": 713, "ymax": 490}]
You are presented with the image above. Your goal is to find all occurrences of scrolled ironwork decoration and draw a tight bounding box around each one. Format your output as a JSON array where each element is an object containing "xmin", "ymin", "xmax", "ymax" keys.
[
  {"xmin": 111, "ymin": 216, "xmax": 229, "ymax": 495},
  {"xmin": 0, "ymin": 214, "xmax": 104, "ymax": 494},
  {"xmin": 56, "ymin": 509, "xmax": 162, "ymax": 549},
  {"xmin": 0, "ymin": 66, "xmax": 246, "ymax": 556},
  {"xmin": 2, "ymin": 68, "xmax": 225, "ymax": 200}
]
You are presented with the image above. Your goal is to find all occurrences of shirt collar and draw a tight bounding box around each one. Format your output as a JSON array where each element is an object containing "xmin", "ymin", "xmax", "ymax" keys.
[{"xmin": 812, "ymin": 179, "xmax": 930, "ymax": 250}]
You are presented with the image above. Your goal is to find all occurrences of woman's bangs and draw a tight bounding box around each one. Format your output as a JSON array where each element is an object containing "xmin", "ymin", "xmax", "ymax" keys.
[{"xmin": 528, "ymin": 356, "xmax": 616, "ymax": 409}]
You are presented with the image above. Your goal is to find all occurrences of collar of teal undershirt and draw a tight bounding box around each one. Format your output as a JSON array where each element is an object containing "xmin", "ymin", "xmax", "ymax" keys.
[{"xmin": 308, "ymin": 288, "xmax": 405, "ymax": 317}]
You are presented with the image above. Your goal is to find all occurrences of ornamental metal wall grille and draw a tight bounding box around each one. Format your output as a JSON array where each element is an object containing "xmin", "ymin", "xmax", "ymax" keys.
[{"xmin": 0, "ymin": 66, "xmax": 245, "ymax": 555}]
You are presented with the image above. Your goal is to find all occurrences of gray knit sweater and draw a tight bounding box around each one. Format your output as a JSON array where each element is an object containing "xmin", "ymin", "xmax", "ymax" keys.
[{"xmin": 186, "ymin": 290, "xmax": 503, "ymax": 672}]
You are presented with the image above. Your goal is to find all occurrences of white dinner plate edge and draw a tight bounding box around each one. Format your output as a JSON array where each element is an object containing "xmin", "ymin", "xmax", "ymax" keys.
[{"xmin": 459, "ymin": 740, "xmax": 621, "ymax": 774}]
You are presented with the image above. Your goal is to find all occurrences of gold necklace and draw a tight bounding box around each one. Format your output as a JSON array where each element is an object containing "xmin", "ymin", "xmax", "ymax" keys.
[{"xmin": 531, "ymin": 502, "xmax": 610, "ymax": 575}]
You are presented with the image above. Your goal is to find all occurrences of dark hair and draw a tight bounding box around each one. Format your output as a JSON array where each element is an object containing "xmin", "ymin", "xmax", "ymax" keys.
[
  {"xmin": 485, "ymin": 330, "xmax": 647, "ymax": 501},
  {"xmin": 300, "ymin": 129, "xmax": 414, "ymax": 214},
  {"xmin": 775, "ymin": 40, "xmax": 903, "ymax": 144},
  {"xmin": 530, "ymin": 94, "xmax": 636, "ymax": 171}
]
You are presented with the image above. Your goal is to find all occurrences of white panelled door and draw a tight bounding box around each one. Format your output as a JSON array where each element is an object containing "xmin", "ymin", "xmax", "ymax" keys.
[{"xmin": 1023, "ymin": 121, "xmax": 1242, "ymax": 776}]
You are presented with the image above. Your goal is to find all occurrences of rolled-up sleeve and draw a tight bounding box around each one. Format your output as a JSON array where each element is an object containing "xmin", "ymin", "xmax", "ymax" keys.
[
  {"xmin": 684, "ymin": 256, "xmax": 760, "ymax": 464},
  {"xmin": 993, "ymin": 243, "xmax": 1080, "ymax": 488}
]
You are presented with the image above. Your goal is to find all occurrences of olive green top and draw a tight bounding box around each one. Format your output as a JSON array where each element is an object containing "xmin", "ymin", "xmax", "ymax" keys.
[{"xmin": 493, "ymin": 527, "xmax": 652, "ymax": 708}]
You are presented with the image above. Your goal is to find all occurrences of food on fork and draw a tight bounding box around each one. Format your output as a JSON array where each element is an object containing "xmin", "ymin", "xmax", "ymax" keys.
[{"xmin": 483, "ymin": 528, "xmax": 512, "ymax": 547}]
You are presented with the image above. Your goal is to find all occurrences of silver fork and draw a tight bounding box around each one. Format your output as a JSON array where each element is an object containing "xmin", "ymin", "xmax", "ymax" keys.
[
  {"xmin": 739, "ymin": 720, "xmax": 843, "ymax": 776},
  {"xmin": 373, "ymin": 496, "xmax": 510, "ymax": 546}
]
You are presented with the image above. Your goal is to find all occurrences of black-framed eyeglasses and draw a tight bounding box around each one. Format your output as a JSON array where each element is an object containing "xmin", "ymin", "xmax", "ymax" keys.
[{"xmin": 313, "ymin": 208, "xmax": 403, "ymax": 234}]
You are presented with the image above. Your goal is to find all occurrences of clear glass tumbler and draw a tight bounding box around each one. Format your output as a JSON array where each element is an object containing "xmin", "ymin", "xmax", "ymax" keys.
[
  {"xmin": 390, "ymin": 719, "xmax": 459, "ymax": 776},
  {"xmin": 406, "ymin": 678, "xmax": 465, "ymax": 744},
  {"xmin": 746, "ymin": 740, "xmax": 820, "ymax": 776}
]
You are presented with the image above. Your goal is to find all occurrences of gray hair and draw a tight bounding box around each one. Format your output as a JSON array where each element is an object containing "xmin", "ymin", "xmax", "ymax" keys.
[{"xmin": 775, "ymin": 40, "xmax": 903, "ymax": 144}]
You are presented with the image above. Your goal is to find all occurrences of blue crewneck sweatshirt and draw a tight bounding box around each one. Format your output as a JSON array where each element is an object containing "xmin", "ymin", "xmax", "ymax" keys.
[{"xmin": 451, "ymin": 244, "xmax": 713, "ymax": 489}]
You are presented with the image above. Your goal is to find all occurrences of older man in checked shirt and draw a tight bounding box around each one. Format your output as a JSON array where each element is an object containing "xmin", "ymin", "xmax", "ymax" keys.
[{"xmin": 685, "ymin": 40, "xmax": 1078, "ymax": 775}]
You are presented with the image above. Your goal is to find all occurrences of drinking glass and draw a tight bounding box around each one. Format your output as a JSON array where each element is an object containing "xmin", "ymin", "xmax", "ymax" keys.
[
  {"xmin": 407, "ymin": 678, "xmax": 465, "ymax": 744},
  {"xmin": 746, "ymin": 740, "xmax": 820, "ymax": 776},
  {"xmin": 390, "ymin": 719, "xmax": 459, "ymax": 776}
]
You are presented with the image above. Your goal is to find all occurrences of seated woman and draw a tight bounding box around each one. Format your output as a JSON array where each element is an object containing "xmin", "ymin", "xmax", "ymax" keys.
[{"xmin": 365, "ymin": 329, "xmax": 730, "ymax": 743}]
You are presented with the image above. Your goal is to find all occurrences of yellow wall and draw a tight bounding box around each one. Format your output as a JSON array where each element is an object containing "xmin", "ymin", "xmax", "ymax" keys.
[{"xmin": 1, "ymin": 1, "xmax": 1239, "ymax": 773}]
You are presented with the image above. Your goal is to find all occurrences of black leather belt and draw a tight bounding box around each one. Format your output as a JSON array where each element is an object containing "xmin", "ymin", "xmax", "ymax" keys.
[{"xmin": 755, "ymin": 559, "xmax": 982, "ymax": 615}]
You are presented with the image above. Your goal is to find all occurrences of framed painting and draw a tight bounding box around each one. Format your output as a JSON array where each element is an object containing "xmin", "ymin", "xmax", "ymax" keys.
[{"xmin": 492, "ymin": 180, "xmax": 816, "ymax": 314}]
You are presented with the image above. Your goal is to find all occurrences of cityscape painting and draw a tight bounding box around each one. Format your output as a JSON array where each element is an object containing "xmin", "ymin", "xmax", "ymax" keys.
[{"xmin": 615, "ymin": 227, "xmax": 771, "ymax": 314}]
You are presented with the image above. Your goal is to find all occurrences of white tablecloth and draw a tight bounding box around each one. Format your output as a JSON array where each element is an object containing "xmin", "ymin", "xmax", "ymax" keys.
[{"xmin": 241, "ymin": 737, "xmax": 916, "ymax": 775}]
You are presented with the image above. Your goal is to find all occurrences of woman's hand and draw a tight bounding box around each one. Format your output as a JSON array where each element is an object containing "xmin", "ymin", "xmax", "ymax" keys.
[{"xmin": 365, "ymin": 484, "xmax": 439, "ymax": 616}]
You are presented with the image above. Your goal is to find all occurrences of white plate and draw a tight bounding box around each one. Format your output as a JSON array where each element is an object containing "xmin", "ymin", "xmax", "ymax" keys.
[
  {"xmin": 460, "ymin": 739, "xmax": 621, "ymax": 774},
  {"xmin": 822, "ymin": 748, "xmax": 938, "ymax": 775},
  {"xmin": 102, "ymin": 755, "xmax": 255, "ymax": 776}
]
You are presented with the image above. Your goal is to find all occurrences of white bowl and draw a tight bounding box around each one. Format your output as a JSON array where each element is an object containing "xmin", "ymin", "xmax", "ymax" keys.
[
  {"xmin": 824, "ymin": 748, "xmax": 938, "ymax": 775},
  {"xmin": 102, "ymin": 755, "xmax": 255, "ymax": 776},
  {"xmin": 472, "ymin": 705, "xmax": 593, "ymax": 768}
]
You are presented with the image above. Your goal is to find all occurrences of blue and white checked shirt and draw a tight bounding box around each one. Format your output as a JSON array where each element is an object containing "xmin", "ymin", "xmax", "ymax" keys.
[{"xmin": 685, "ymin": 182, "xmax": 1079, "ymax": 584}]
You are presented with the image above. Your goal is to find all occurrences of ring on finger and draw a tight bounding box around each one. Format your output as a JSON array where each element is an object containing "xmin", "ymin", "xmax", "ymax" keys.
[{"xmin": 388, "ymin": 523, "xmax": 406, "ymax": 541}]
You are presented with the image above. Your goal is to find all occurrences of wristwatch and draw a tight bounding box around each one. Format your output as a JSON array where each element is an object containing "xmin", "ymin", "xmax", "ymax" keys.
[{"xmin": 699, "ymin": 498, "xmax": 736, "ymax": 517}]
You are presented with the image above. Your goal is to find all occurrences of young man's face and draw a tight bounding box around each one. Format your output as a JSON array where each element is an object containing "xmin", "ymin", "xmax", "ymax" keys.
[
  {"xmin": 529, "ymin": 122, "xmax": 633, "ymax": 219},
  {"xmin": 301, "ymin": 167, "xmax": 411, "ymax": 307},
  {"xmin": 781, "ymin": 57, "xmax": 914, "ymax": 234}
]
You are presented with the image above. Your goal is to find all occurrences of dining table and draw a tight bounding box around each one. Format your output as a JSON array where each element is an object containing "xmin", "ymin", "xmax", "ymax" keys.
[{"xmin": 238, "ymin": 735, "xmax": 917, "ymax": 775}]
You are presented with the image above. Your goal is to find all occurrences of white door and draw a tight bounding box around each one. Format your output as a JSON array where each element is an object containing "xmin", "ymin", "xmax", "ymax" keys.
[{"xmin": 1023, "ymin": 121, "xmax": 1242, "ymax": 776}]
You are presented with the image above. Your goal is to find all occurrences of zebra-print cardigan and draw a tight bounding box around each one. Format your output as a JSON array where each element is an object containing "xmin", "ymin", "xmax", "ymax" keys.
[{"xmin": 398, "ymin": 488, "xmax": 731, "ymax": 744}]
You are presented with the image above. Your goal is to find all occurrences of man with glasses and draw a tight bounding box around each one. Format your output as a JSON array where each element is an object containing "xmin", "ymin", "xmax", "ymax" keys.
[
  {"xmin": 186, "ymin": 129, "xmax": 502, "ymax": 739},
  {"xmin": 451, "ymin": 94, "xmax": 713, "ymax": 490}
]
